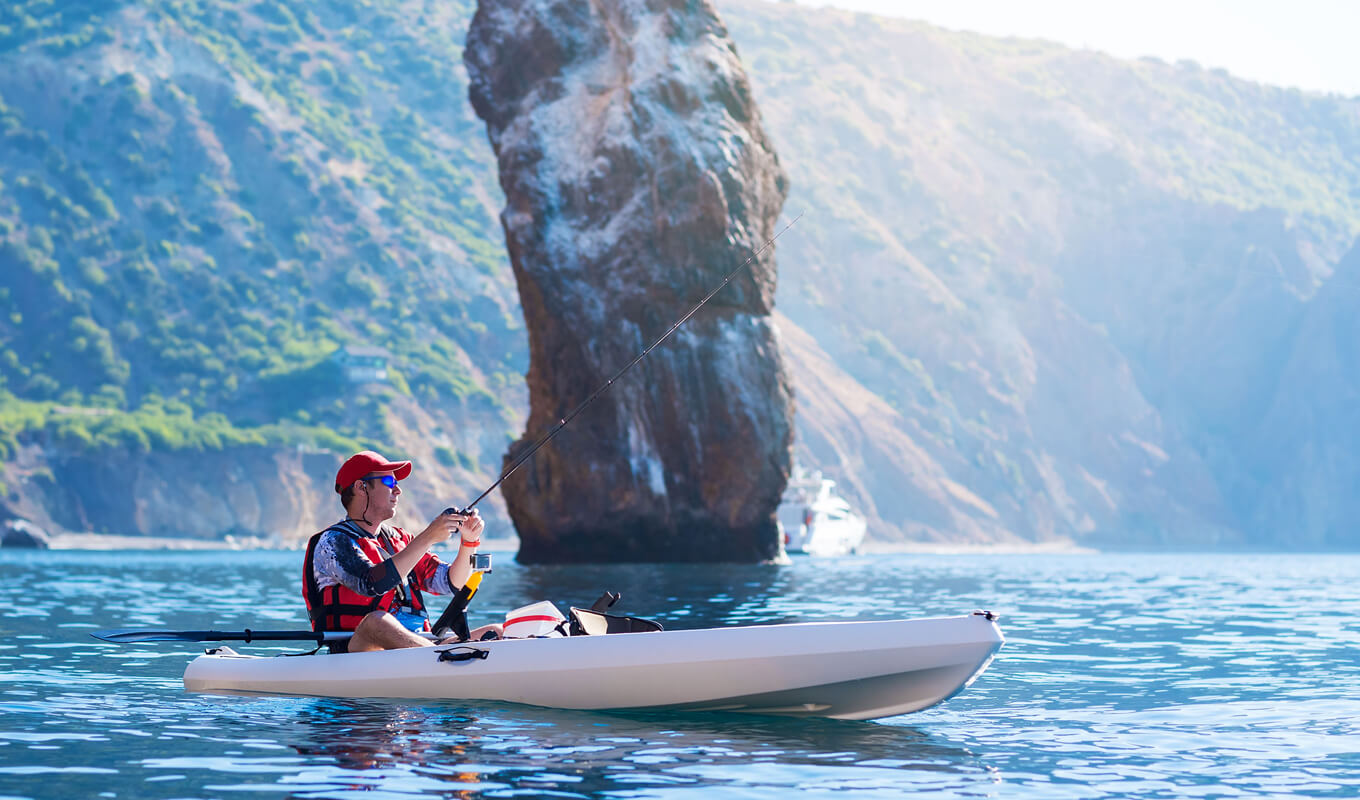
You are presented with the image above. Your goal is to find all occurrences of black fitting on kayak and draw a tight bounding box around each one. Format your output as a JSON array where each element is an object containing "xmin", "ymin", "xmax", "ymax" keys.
[
  {"xmin": 433, "ymin": 565, "xmax": 488, "ymax": 642},
  {"xmin": 437, "ymin": 646, "xmax": 489, "ymax": 663},
  {"xmin": 589, "ymin": 591, "xmax": 621, "ymax": 612},
  {"xmin": 972, "ymin": 610, "xmax": 998, "ymax": 621},
  {"xmin": 568, "ymin": 606, "xmax": 663, "ymax": 636}
]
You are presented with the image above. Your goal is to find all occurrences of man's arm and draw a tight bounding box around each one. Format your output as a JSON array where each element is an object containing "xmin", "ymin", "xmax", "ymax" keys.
[
  {"xmin": 407, "ymin": 510, "xmax": 485, "ymax": 593},
  {"xmin": 445, "ymin": 510, "xmax": 484, "ymax": 591},
  {"xmin": 387, "ymin": 514, "xmax": 452, "ymax": 579},
  {"xmin": 314, "ymin": 532, "xmax": 401, "ymax": 596},
  {"xmin": 386, "ymin": 510, "xmax": 470, "ymax": 586}
]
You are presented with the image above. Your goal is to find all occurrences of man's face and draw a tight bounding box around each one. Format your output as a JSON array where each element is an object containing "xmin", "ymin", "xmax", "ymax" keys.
[{"xmin": 358, "ymin": 470, "xmax": 401, "ymax": 521}]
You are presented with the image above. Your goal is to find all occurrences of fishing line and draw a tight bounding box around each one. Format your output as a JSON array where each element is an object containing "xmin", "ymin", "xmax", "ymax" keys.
[{"xmin": 454, "ymin": 212, "xmax": 804, "ymax": 513}]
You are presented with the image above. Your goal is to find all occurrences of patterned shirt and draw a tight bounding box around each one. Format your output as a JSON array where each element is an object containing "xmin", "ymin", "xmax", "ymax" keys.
[{"xmin": 311, "ymin": 519, "xmax": 454, "ymax": 607}]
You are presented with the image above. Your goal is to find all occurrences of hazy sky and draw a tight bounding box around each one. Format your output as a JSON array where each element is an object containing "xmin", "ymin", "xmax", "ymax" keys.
[{"xmin": 784, "ymin": 0, "xmax": 1359, "ymax": 97}]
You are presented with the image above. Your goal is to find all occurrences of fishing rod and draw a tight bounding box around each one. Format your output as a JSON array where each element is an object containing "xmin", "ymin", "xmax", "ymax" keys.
[
  {"xmin": 98, "ymin": 221, "xmax": 806, "ymax": 651},
  {"xmin": 453, "ymin": 212, "xmax": 804, "ymax": 514},
  {"xmin": 104, "ymin": 226, "xmax": 805, "ymax": 649},
  {"xmin": 430, "ymin": 214, "xmax": 801, "ymax": 640}
]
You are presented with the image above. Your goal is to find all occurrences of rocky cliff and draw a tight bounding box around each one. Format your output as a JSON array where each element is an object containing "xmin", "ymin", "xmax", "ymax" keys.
[
  {"xmin": 1243, "ymin": 240, "xmax": 1360, "ymax": 547},
  {"xmin": 0, "ymin": 394, "xmax": 497, "ymax": 543},
  {"xmin": 4, "ymin": 441, "xmax": 335, "ymax": 542},
  {"xmin": 717, "ymin": 1, "xmax": 1360, "ymax": 548},
  {"xmin": 464, "ymin": 0, "xmax": 794, "ymax": 562}
]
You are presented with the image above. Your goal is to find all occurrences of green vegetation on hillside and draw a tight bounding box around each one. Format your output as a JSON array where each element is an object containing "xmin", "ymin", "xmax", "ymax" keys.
[
  {"xmin": 0, "ymin": 390, "xmax": 362, "ymax": 461},
  {"xmin": 0, "ymin": 0, "xmax": 520, "ymax": 457},
  {"xmin": 7, "ymin": 0, "xmax": 1353, "ymax": 469}
]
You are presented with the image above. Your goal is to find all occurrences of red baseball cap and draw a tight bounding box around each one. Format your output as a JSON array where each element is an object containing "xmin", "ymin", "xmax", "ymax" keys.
[{"xmin": 335, "ymin": 450, "xmax": 413, "ymax": 493}]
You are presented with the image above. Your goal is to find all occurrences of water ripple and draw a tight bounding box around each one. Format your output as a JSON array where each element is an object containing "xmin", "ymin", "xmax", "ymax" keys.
[{"xmin": 1, "ymin": 551, "xmax": 1358, "ymax": 798}]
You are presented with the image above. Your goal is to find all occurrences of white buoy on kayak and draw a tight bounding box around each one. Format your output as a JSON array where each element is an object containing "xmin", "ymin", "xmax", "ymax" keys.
[{"xmin": 502, "ymin": 601, "xmax": 568, "ymax": 638}]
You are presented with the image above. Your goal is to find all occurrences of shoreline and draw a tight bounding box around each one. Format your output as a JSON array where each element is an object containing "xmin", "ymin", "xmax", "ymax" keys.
[
  {"xmin": 47, "ymin": 532, "xmax": 256, "ymax": 550},
  {"xmin": 857, "ymin": 539, "xmax": 1099, "ymax": 555},
  {"xmin": 41, "ymin": 532, "xmax": 526, "ymax": 552},
  {"xmin": 23, "ymin": 535, "xmax": 1357, "ymax": 556},
  {"xmin": 34, "ymin": 531, "xmax": 1092, "ymax": 555}
]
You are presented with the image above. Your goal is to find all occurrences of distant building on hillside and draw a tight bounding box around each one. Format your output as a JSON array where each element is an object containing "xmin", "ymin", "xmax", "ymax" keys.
[{"xmin": 333, "ymin": 345, "xmax": 390, "ymax": 384}]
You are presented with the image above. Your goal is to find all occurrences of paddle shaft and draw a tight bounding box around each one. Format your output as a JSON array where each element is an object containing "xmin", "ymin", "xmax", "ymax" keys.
[{"xmin": 92, "ymin": 628, "xmax": 355, "ymax": 645}]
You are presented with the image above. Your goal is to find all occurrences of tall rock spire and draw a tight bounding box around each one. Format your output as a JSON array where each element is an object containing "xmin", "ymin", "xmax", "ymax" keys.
[{"xmin": 466, "ymin": 0, "xmax": 794, "ymax": 562}]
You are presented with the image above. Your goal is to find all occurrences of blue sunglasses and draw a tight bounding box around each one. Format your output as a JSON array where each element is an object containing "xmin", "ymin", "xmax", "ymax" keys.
[{"xmin": 361, "ymin": 475, "xmax": 399, "ymax": 489}]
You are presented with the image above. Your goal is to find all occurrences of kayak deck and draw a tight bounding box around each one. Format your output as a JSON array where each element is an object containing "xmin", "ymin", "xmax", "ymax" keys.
[{"xmin": 183, "ymin": 613, "xmax": 1003, "ymax": 720}]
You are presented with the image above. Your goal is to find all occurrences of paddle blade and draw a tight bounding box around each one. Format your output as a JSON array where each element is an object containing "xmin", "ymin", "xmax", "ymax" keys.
[{"xmin": 92, "ymin": 629, "xmax": 218, "ymax": 643}]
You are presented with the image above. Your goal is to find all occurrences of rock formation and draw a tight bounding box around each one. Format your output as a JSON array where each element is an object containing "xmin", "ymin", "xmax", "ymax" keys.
[
  {"xmin": 0, "ymin": 430, "xmax": 512, "ymax": 544},
  {"xmin": 1, "ymin": 443, "xmax": 339, "ymax": 542},
  {"xmin": 2, "ymin": 519, "xmax": 50, "ymax": 549},
  {"xmin": 465, "ymin": 0, "xmax": 794, "ymax": 562}
]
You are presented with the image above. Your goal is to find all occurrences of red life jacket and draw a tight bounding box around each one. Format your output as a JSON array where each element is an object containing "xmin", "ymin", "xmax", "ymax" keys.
[{"xmin": 302, "ymin": 521, "xmax": 430, "ymax": 633}]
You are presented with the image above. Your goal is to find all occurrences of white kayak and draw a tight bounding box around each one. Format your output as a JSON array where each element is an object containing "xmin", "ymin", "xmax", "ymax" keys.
[{"xmin": 184, "ymin": 612, "xmax": 1004, "ymax": 720}]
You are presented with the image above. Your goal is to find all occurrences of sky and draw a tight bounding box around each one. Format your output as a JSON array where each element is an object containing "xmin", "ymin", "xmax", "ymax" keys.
[{"xmin": 785, "ymin": 0, "xmax": 1360, "ymax": 97}]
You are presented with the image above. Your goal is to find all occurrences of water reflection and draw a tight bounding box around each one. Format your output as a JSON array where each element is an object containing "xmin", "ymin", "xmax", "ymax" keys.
[{"xmin": 251, "ymin": 697, "xmax": 984, "ymax": 798}]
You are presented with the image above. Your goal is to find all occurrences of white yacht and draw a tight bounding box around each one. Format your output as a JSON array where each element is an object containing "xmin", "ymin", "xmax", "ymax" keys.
[{"xmin": 777, "ymin": 469, "xmax": 867, "ymax": 556}]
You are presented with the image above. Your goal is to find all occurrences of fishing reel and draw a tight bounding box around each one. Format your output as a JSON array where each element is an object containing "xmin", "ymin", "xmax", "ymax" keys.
[{"xmin": 441, "ymin": 506, "xmax": 492, "ymax": 571}]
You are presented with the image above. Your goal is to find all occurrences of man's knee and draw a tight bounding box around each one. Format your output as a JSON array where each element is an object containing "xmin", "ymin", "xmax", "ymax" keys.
[
  {"xmin": 349, "ymin": 611, "xmax": 399, "ymax": 652},
  {"xmin": 351, "ymin": 610, "xmax": 430, "ymax": 652},
  {"xmin": 355, "ymin": 610, "xmax": 396, "ymax": 634}
]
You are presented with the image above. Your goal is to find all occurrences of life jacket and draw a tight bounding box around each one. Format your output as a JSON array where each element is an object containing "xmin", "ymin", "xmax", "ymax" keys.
[{"xmin": 301, "ymin": 520, "xmax": 429, "ymax": 634}]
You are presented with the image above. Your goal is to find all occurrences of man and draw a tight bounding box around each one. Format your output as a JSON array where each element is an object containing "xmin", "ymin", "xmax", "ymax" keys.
[{"xmin": 302, "ymin": 450, "xmax": 500, "ymax": 652}]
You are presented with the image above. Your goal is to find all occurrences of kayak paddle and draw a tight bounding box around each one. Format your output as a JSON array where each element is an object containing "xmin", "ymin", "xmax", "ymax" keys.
[{"xmin": 91, "ymin": 628, "xmax": 353, "ymax": 645}]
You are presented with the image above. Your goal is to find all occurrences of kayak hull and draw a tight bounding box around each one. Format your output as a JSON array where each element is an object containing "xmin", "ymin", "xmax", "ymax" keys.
[{"xmin": 183, "ymin": 614, "xmax": 1003, "ymax": 720}]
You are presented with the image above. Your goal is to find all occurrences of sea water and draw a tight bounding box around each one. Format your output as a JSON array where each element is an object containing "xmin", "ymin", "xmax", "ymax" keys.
[{"xmin": 0, "ymin": 550, "xmax": 1356, "ymax": 799}]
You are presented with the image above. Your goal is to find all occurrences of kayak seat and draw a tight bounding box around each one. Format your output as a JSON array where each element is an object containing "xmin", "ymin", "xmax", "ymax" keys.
[{"xmin": 568, "ymin": 607, "xmax": 663, "ymax": 636}]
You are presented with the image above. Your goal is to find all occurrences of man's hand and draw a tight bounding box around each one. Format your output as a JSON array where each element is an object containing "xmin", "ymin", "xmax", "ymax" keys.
[
  {"xmin": 418, "ymin": 510, "xmax": 460, "ymax": 545},
  {"xmin": 455, "ymin": 509, "xmax": 485, "ymax": 545},
  {"xmin": 394, "ymin": 510, "xmax": 467, "ymax": 582}
]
